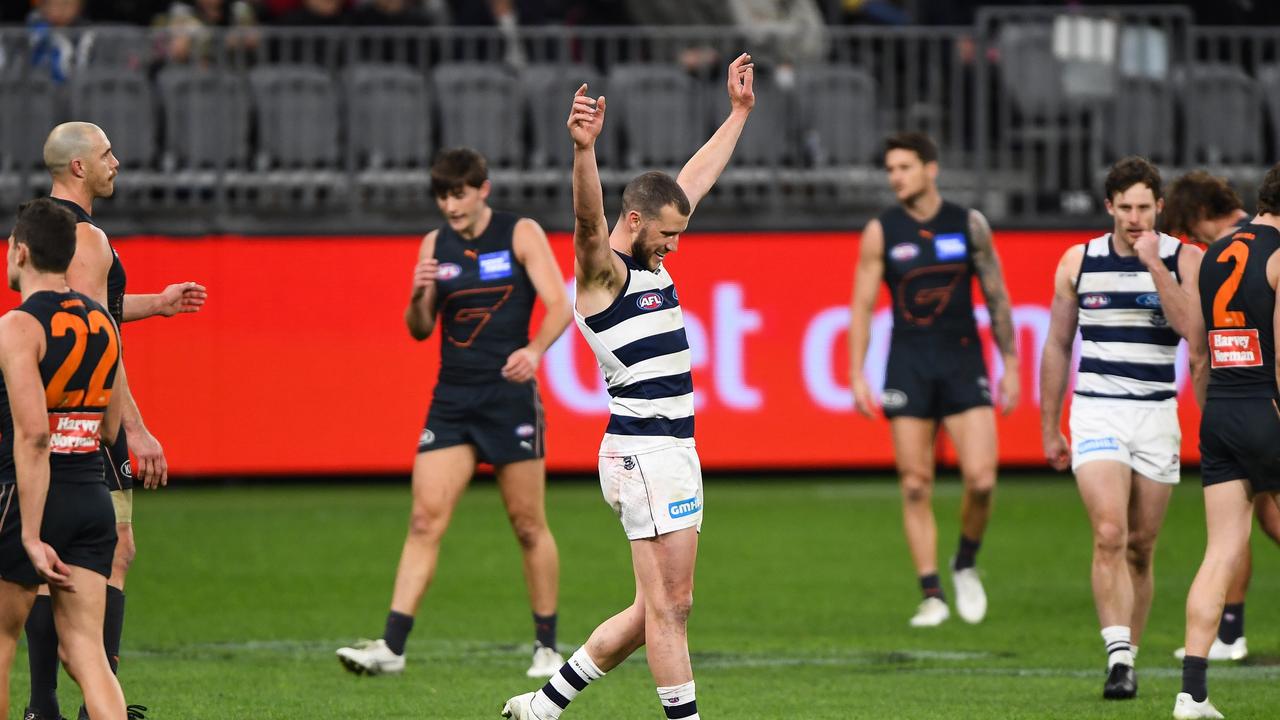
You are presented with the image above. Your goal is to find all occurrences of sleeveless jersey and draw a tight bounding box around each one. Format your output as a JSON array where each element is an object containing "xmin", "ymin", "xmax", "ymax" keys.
[
  {"xmin": 49, "ymin": 197, "xmax": 127, "ymax": 324},
  {"xmin": 433, "ymin": 211, "xmax": 537, "ymax": 384},
  {"xmin": 1074, "ymin": 233, "xmax": 1182, "ymax": 402},
  {"xmin": 0, "ymin": 291, "xmax": 120, "ymax": 485},
  {"xmin": 1198, "ymin": 223, "xmax": 1280, "ymax": 399},
  {"xmin": 574, "ymin": 251, "xmax": 694, "ymax": 456},
  {"xmin": 879, "ymin": 201, "xmax": 979, "ymax": 338}
]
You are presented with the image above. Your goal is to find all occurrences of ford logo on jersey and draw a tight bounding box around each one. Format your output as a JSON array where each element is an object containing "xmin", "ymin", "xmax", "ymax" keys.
[
  {"xmin": 637, "ymin": 292, "xmax": 664, "ymax": 311},
  {"xmin": 1081, "ymin": 293, "xmax": 1111, "ymax": 308},
  {"xmin": 934, "ymin": 234, "xmax": 967, "ymax": 261},
  {"xmin": 436, "ymin": 262, "xmax": 462, "ymax": 281},
  {"xmin": 889, "ymin": 243, "xmax": 919, "ymax": 262},
  {"xmin": 1136, "ymin": 293, "xmax": 1162, "ymax": 308}
]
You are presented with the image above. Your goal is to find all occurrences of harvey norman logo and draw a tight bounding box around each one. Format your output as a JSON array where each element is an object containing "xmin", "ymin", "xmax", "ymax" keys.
[
  {"xmin": 48, "ymin": 412, "xmax": 103, "ymax": 454},
  {"xmin": 668, "ymin": 496, "xmax": 701, "ymax": 519},
  {"xmin": 1209, "ymin": 329, "xmax": 1263, "ymax": 368}
]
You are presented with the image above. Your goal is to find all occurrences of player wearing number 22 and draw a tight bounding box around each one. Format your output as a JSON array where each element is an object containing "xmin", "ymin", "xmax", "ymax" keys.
[
  {"xmin": 336, "ymin": 148, "xmax": 573, "ymax": 679},
  {"xmin": 1172, "ymin": 163, "xmax": 1280, "ymax": 720},
  {"xmin": 1041, "ymin": 156, "xmax": 1208, "ymax": 701}
]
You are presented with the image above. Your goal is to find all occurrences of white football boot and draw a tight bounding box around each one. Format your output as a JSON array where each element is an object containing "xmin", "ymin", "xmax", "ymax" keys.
[
  {"xmin": 526, "ymin": 644, "xmax": 564, "ymax": 678},
  {"xmin": 1174, "ymin": 637, "xmax": 1248, "ymax": 662},
  {"xmin": 951, "ymin": 565, "xmax": 988, "ymax": 624},
  {"xmin": 501, "ymin": 692, "xmax": 545, "ymax": 719},
  {"xmin": 1172, "ymin": 693, "xmax": 1224, "ymax": 719},
  {"xmin": 909, "ymin": 596, "xmax": 950, "ymax": 627},
  {"xmin": 335, "ymin": 638, "xmax": 405, "ymax": 676}
]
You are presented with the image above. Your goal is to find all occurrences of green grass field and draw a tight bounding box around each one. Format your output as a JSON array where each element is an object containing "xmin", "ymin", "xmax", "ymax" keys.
[{"xmin": 13, "ymin": 476, "xmax": 1280, "ymax": 719}]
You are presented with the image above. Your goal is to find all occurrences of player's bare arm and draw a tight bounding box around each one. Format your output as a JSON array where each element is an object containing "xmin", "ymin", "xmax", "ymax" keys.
[
  {"xmin": 848, "ymin": 218, "xmax": 885, "ymax": 418},
  {"xmin": 1182, "ymin": 271, "xmax": 1209, "ymax": 409},
  {"xmin": 1134, "ymin": 231, "xmax": 1202, "ymax": 339},
  {"xmin": 969, "ymin": 209, "xmax": 1021, "ymax": 414},
  {"xmin": 568, "ymin": 83, "xmax": 624, "ymax": 313},
  {"xmin": 505, "ymin": 219, "xmax": 572, "ymax": 383},
  {"xmin": 405, "ymin": 230, "xmax": 440, "ymax": 341},
  {"xmin": 0, "ymin": 311, "xmax": 73, "ymax": 591},
  {"xmin": 675, "ymin": 53, "xmax": 754, "ymax": 212},
  {"xmin": 121, "ymin": 282, "xmax": 208, "ymax": 322},
  {"xmin": 1040, "ymin": 245, "xmax": 1083, "ymax": 471},
  {"xmin": 1270, "ymin": 248, "xmax": 1280, "ymax": 393},
  {"xmin": 65, "ymin": 224, "xmax": 168, "ymax": 489}
]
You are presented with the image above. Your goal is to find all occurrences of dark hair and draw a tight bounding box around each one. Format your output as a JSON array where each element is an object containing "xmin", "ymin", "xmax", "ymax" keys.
[
  {"xmin": 1104, "ymin": 156, "xmax": 1162, "ymax": 202},
  {"xmin": 429, "ymin": 148, "xmax": 488, "ymax": 197},
  {"xmin": 621, "ymin": 171, "xmax": 690, "ymax": 219},
  {"xmin": 12, "ymin": 198, "xmax": 76, "ymax": 273},
  {"xmin": 883, "ymin": 132, "xmax": 938, "ymax": 165},
  {"xmin": 1259, "ymin": 163, "xmax": 1280, "ymax": 216},
  {"xmin": 1162, "ymin": 171, "xmax": 1243, "ymax": 237}
]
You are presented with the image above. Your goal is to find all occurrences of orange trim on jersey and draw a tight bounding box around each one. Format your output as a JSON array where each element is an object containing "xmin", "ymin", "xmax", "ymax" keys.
[
  {"xmin": 917, "ymin": 229, "xmax": 934, "ymax": 240},
  {"xmin": 1232, "ymin": 232, "xmax": 1256, "ymax": 241},
  {"xmin": 59, "ymin": 299, "xmax": 85, "ymax": 309}
]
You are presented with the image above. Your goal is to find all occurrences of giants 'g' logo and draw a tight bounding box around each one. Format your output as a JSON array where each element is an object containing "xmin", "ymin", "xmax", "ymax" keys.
[
  {"xmin": 442, "ymin": 286, "xmax": 513, "ymax": 347},
  {"xmin": 898, "ymin": 264, "xmax": 968, "ymax": 326}
]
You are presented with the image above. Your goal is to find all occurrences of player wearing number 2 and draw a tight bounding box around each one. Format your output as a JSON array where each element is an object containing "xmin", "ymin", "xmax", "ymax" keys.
[
  {"xmin": 1040, "ymin": 157, "xmax": 1207, "ymax": 701},
  {"xmin": 336, "ymin": 148, "xmax": 573, "ymax": 679},
  {"xmin": 1172, "ymin": 163, "xmax": 1280, "ymax": 720}
]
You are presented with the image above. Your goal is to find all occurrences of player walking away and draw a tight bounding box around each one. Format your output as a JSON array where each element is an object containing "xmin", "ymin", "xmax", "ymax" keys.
[
  {"xmin": 0, "ymin": 198, "xmax": 127, "ymax": 720},
  {"xmin": 499, "ymin": 53, "xmax": 754, "ymax": 720},
  {"xmin": 336, "ymin": 148, "xmax": 572, "ymax": 679},
  {"xmin": 848, "ymin": 132, "xmax": 1019, "ymax": 628},
  {"xmin": 1164, "ymin": 170, "xmax": 1280, "ymax": 664},
  {"xmin": 1172, "ymin": 163, "xmax": 1280, "ymax": 720},
  {"xmin": 26, "ymin": 122, "xmax": 206, "ymax": 720},
  {"xmin": 1040, "ymin": 157, "xmax": 1207, "ymax": 701}
]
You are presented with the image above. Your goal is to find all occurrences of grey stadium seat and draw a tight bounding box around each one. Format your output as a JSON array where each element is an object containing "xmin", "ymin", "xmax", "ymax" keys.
[
  {"xmin": 606, "ymin": 64, "xmax": 702, "ymax": 169},
  {"xmin": 1102, "ymin": 77, "xmax": 1176, "ymax": 163},
  {"xmin": 343, "ymin": 63, "xmax": 432, "ymax": 169},
  {"xmin": 157, "ymin": 66, "xmax": 250, "ymax": 169},
  {"xmin": 708, "ymin": 76, "xmax": 791, "ymax": 167},
  {"xmin": 1258, "ymin": 64, "xmax": 1280, "ymax": 162},
  {"xmin": 432, "ymin": 64, "xmax": 522, "ymax": 167},
  {"xmin": 70, "ymin": 68, "xmax": 156, "ymax": 169},
  {"xmin": 79, "ymin": 26, "xmax": 150, "ymax": 70},
  {"xmin": 793, "ymin": 65, "xmax": 878, "ymax": 166},
  {"xmin": 248, "ymin": 65, "xmax": 340, "ymax": 169},
  {"xmin": 1178, "ymin": 63, "xmax": 1264, "ymax": 165},
  {"xmin": 0, "ymin": 74, "xmax": 58, "ymax": 171},
  {"xmin": 523, "ymin": 63, "xmax": 607, "ymax": 169}
]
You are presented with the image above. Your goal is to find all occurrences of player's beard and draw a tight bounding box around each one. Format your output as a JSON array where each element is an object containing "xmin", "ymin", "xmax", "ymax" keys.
[{"xmin": 631, "ymin": 236, "xmax": 660, "ymax": 273}]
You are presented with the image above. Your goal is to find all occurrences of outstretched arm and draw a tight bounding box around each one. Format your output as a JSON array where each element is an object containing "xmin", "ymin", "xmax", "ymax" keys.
[
  {"xmin": 568, "ymin": 83, "xmax": 615, "ymax": 288},
  {"xmin": 969, "ymin": 210, "xmax": 1020, "ymax": 414},
  {"xmin": 122, "ymin": 282, "xmax": 208, "ymax": 322},
  {"xmin": 676, "ymin": 52, "xmax": 755, "ymax": 212}
]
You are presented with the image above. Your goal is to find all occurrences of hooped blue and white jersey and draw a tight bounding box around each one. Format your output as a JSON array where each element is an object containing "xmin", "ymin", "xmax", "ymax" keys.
[
  {"xmin": 1074, "ymin": 233, "xmax": 1182, "ymax": 403},
  {"xmin": 574, "ymin": 251, "xmax": 695, "ymax": 456}
]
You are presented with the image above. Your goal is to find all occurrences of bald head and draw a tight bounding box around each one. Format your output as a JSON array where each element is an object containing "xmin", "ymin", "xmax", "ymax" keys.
[{"xmin": 43, "ymin": 122, "xmax": 106, "ymax": 178}]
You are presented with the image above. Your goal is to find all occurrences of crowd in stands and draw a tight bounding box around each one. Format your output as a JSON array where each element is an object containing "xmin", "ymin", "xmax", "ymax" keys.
[{"xmin": 5, "ymin": 1, "xmax": 1279, "ymax": 31}]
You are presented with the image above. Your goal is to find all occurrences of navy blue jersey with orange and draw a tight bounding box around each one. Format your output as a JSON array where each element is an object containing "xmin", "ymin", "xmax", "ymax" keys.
[
  {"xmin": 432, "ymin": 211, "xmax": 537, "ymax": 384},
  {"xmin": 878, "ymin": 201, "xmax": 979, "ymax": 339},
  {"xmin": 49, "ymin": 196, "xmax": 127, "ymax": 324},
  {"xmin": 0, "ymin": 291, "xmax": 120, "ymax": 485},
  {"xmin": 1199, "ymin": 223, "xmax": 1280, "ymax": 400}
]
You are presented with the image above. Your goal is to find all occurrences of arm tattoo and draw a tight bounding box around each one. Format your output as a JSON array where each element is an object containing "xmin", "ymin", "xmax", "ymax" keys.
[{"xmin": 970, "ymin": 211, "xmax": 1018, "ymax": 359}]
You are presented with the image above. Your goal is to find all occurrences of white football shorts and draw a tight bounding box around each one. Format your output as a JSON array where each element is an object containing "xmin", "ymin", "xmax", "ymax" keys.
[{"xmin": 598, "ymin": 446, "xmax": 704, "ymax": 540}]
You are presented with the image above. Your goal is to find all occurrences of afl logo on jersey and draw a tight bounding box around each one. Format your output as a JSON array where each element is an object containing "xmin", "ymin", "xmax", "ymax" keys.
[
  {"xmin": 889, "ymin": 243, "xmax": 919, "ymax": 262},
  {"xmin": 636, "ymin": 292, "xmax": 664, "ymax": 311},
  {"xmin": 1136, "ymin": 293, "xmax": 1162, "ymax": 308},
  {"xmin": 436, "ymin": 263, "xmax": 462, "ymax": 281},
  {"xmin": 1081, "ymin": 293, "xmax": 1111, "ymax": 308}
]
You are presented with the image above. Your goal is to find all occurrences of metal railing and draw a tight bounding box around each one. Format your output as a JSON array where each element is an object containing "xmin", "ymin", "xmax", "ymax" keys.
[{"xmin": 0, "ymin": 8, "xmax": 1276, "ymax": 234}]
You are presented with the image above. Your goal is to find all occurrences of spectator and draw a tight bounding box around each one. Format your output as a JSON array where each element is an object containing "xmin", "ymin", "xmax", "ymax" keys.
[
  {"xmin": 27, "ymin": 0, "xmax": 88, "ymax": 83},
  {"xmin": 623, "ymin": 0, "xmax": 731, "ymax": 75},
  {"xmin": 275, "ymin": 0, "xmax": 350, "ymax": 24},
  {"xmin": 152, "ymin": 0, "xmax": 258, "ymax": 64},
  {"xmin": 727, "ymin": 0, "xmax": 829, "ymax": 87}
]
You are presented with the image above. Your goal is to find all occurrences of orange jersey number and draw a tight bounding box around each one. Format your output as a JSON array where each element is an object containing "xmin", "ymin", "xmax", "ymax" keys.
[
  {"xmin": 45, "ymin": 310, "xmax": 119, "ymax": 409},
  {"xmin": 1212, "ymin": 240, "xmax": 1250, "ymax": 328}
]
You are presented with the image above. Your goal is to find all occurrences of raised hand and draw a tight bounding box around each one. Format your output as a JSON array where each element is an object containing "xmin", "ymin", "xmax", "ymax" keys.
[
  {"xmin": 727, "ymin": 52, "xmax": 755, "ymax": 113},
  {"xmin": 568, "ymin": 83, "xmax": 606, "ymax": 150},
  {"xmin": 411, "ymin": 257, "xmax": 439, "ymax": 301},
  {"xmin": 158, "ymin": 282, "xmax": 207, "ymax": 317}
]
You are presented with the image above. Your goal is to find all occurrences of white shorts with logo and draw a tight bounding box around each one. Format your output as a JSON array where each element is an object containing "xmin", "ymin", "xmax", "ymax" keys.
[
  {"xmin": 1069, "ymin": 397, "xmax": 1181, "ymax": 484},
  {"xmin": 598, "ymin": 446, "xmax": 704, "ymax": 540}
]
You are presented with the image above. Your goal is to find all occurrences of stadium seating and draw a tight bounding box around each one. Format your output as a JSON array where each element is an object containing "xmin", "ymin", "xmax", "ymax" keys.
[
  {"xmin": 606, "ymin": 63, "xmax": 704, "ymax": 169},
  {"xmin": 1177, "ymin": 63, "xmax": 1265, "ymax": 166},
  {"xmin": 157, "ymin": 66, "xmax": 251, "ymax": 171},
  {"xmin": 432, "ymin": 63, "xmax": 522, "ymax": 168}
]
